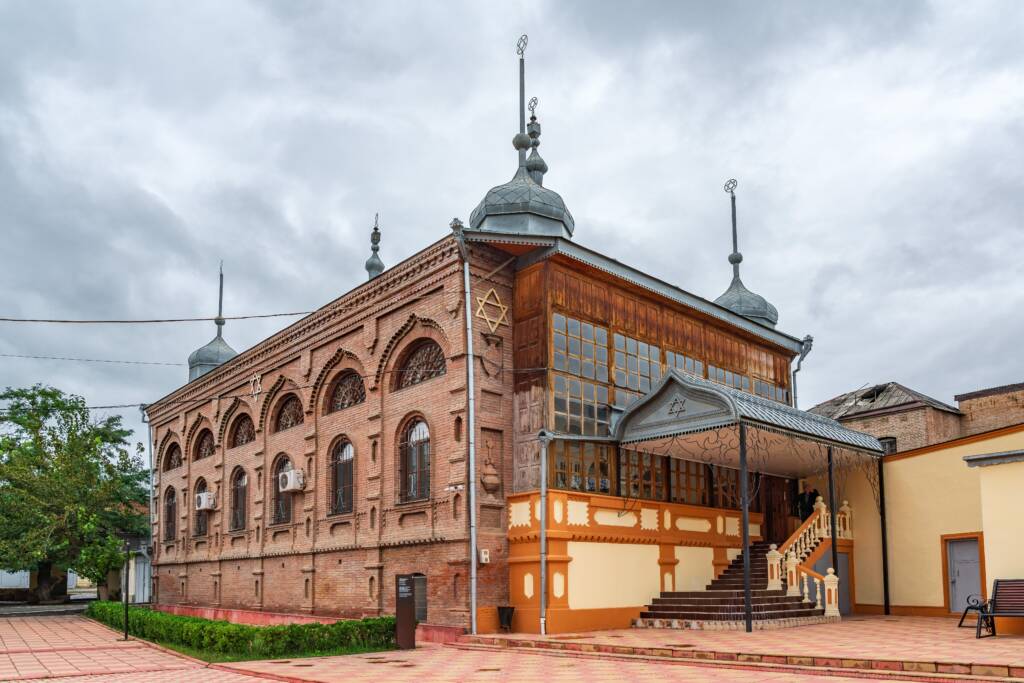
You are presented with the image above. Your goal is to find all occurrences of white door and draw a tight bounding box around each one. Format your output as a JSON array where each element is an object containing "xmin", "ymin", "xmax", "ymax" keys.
[{"xmin": 947, "ymin": 538, "xmax": 981, "ymax": 613}]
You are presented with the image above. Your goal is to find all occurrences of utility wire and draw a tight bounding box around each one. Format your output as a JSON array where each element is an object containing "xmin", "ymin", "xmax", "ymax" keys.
[
  {"xmin": 0, "ymin": 312, "xmax": 312, "ymax": 324},
  {"xmin": 0, "ymin": 353, "xmax": 184, "ymax": 366}
]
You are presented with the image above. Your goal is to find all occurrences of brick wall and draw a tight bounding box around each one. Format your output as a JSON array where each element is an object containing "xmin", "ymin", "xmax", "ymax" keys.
[
  {"xmin": 957, "ymin": 387, "xmax": 1024, "ymax": 437},
  {"xmin": 840, "ymin": 408, "xmax": 935, "ymax": 453}
]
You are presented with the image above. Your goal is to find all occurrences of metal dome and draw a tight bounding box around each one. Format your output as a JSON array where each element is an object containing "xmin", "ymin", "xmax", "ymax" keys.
[
  {"xmin": 188, "ymin": 328, "xmax": 238, "ymax": 381},
  {"xmin": 469, "ymin": 166, "xmax": 574, "ymax": 237},
  {"xmin": 714, "ymin": 276, "xmax": 779, "ymax": 328}
]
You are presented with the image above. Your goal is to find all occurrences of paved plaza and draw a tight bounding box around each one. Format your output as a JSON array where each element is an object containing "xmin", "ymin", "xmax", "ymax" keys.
[{"xmin": 4, "ymin": 614, "xmax": 1024, "ymax": 681}]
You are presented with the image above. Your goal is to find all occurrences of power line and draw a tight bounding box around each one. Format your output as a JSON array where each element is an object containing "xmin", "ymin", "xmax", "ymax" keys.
[
  {"xmin": 0, "ymin": 353, "xmax": 183, "ymax": 366},
  {"xmin": 0, "ymin": 312, "xmax": 313, "ymax": 324}
]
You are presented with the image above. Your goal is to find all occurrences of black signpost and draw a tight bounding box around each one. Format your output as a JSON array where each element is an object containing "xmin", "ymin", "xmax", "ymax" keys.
[{"xmin": 395, "ymin": 574, "xmax": 416, "ymax": 650}]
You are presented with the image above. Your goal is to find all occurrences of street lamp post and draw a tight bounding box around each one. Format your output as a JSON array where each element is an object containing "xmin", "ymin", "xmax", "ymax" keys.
[{"xmin": 122, "ymin": 539, "xmax": 131, "ymax": 641}]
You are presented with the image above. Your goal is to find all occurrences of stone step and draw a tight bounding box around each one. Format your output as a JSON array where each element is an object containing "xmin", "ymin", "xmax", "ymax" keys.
[
  {"xmin": 660, "ymin": 589, "xmax": 787, "ymax": 598},
  {"xmin": 639, "ymin": 607, "xmax": 825, "ymax": 620},
  {"xmin": 651, "ymin": 595, "xmax": 806, "ymax": 606},
  {"xmin": 643, "ymin": 601, "xmax": 818, "ymax": 615}
]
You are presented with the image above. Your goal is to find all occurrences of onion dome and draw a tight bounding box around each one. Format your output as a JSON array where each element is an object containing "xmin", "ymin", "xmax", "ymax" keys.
[
  {"xmin": 713, "ymin": 179, "xmax": 779, "ymax": 328},
  {"xmin": 188, "ymin": 264, "xmax": 238, "ymax": 381},
  {"xmin": 365, "ymin": 213, "xmax": 384, "ymax": 279},
  {"xmin": 469, "ymin": 38, "xmax": 574, "ymax": 238}
]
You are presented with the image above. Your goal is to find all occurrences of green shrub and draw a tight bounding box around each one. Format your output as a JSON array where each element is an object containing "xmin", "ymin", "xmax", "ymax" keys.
[{"xmin": 85, "ymin": 601, "xmax": 395, "ymax": 657}]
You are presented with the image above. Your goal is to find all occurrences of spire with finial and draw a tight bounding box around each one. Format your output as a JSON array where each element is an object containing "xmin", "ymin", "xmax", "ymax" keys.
[
  {"xmin": 713, "ymin": 179, "xmax": 780, "ymax": 328},
  {"xmin": 188, "ymin": 261, "xmax": 238, "ymax": 381},
  {"xmin": 469, "ymin": 34, "xmax": 574, "ymax": 237},
  {"xmin": 365, "ymin": 213, "xmax": 384, "ymax": 279}
]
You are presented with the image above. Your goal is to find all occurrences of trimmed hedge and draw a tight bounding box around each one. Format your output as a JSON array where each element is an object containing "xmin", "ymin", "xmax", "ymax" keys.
[{"xmin": 86, "ymin": 601, "xmax": 395, "ymax": 657}]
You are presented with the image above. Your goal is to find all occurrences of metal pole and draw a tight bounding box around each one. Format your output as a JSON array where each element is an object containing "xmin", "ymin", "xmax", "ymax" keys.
[
  {"xmin": 122, "ymin": 546, "xmax": 130, "ymax": 640},
  {"xmin": 738, "ymin": 423, "xmax": 752, "ymax": 633},
  {"xmin": 459, "ymin": 239, "xmax": 479, "ymax": 635},
  {"xmin": 878, "ymin": 456, "xmax": 891, "ymax": 615},
  {"xmin": 827, "ymin": 447, "xmax": 839, "ymax": 575},
  {"xmin": 539, "ymin": 433, "xmax": 549, "ymax": 636}
]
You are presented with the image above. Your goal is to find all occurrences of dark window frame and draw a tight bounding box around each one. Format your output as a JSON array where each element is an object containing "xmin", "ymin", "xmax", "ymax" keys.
[
  {"xmin": 229, "ymin": 467, "xmax": 247, "ymax": 531},
  {"xmin": 163, "ymin": 487, "xmax": 177, "ymax": 541},
  {"xmin": 399, "ymin": 419, "xmax": 431, "ymax": 502},
  {"xmin": 330, "ymin": 440, "xmax": 355, "ymax": 515},
  {"xmin": 272, "ymin": 456, "xmax": 294, "ymax": 525}
]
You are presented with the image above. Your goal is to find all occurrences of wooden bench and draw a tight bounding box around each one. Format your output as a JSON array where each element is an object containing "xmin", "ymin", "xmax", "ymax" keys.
[{"xmin": 976, "ymin": 579, "xmax": 1024, "ymax": 638}]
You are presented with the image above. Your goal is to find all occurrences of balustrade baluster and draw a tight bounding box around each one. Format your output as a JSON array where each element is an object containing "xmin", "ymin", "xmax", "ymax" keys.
[
  {"xmin": 801, "ymin": 572, "xmax": 810, "ymax": 604},
  {"xmin": 814, "ymin": 577, "xmax": 823, "ymax": 608}
]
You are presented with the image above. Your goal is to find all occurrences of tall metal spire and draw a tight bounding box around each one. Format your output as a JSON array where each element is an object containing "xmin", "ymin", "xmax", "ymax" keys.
[
  {"xmin": 724, "ymin": 179, "xmax": 743, "ymax": 278},
  {"xmin": 188, "ymin": 261, "xmax": 238, "ymax": 381},
  {"xmin": 512, "ymin": 34, "xmax": 531, "ymax": 167},
  {"xmin": 525, "ymin": 96, "xmax": 548, "ymax": 185},
  {"xmin": 215, "ymin": 260, "xmax": 225, "ymax": 338},
  {"xmin": 365, "ymin": 213, "xmax": 384, "ymax": 279}
]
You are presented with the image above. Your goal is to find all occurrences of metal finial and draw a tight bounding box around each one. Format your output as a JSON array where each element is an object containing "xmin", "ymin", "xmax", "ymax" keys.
[
  {"xmin": 528, "ymin": 96, "xmax": 538, "ymax": 117},
  {"xmin": 365, "ymin": 213, "xmax": 384, "ymax": 279},
  {"xmin": 516, "ymin": 34, "xmax": 528, "ymax": 56},
  {"xmin": 724, "ymin": 179, "xmax": 742, "ymax": 277},
  {"xmin": 724, "ymin": 178, "xmax": 738, "ymax": 194}
]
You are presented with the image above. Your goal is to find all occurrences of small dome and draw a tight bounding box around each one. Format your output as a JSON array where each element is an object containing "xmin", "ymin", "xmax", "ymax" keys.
[
  {"xmin": 469, "ymin": 166, "xmax": 574, "ymax": 237},
  {"xmin": 714, "ymin": 276, "xmax": 779, "ymax": 328},
  {"xmin": 188, "ymin": 329, "xmax": 237, "ymax": 381}
]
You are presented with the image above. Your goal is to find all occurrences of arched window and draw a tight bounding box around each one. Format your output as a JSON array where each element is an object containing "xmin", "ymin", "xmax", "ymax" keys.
[
  {"xmin": 330, "ymin": 441, "xmax": 354, "ymax": 514},
  {"xmin": 230, "ymin": 414, "xmax": 255, "ymax": 448},
  {"xmin": 230, "ymin": 468, "xmax": 247, "ymax": 531},
  {"xmin": 194, "ymin": 430, "xmax": 215, "ymax": 460},
  {"xmin": 163, "ymin": 444, "xmax": 183, "ymax": 471},
  {"xmin": 193, "ymin": 479, "xmax": 208, "ymax": 537},
  {"xmin": 400, "ymin": 419, "xmax": 430, "ymax": 502},
  {"xmin": 272, "ymin": 456, "xmax": 293, "ymax": 524},
  {"xmin": 275, "ymin": 395, "xmax": 304, "ymax": 432},
  {"xmin": 329, "ymin": 372, "xmax": 366, "ymax": 412},
  {"xmin": 396, "ymin": 340, "xmax": 446, "ymax": 389},
  {"xmin": 164, "ymin": 487, "xmax": 177, "ymax": 541}
]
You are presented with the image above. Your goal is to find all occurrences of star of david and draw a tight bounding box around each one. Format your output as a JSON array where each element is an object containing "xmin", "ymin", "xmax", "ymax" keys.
[
  {"xmin": 475, "ymin": 288, "xmax": 509, "ymax": 333},
  {"xmin": 667, "ymin": 396, "xmax": 688, "ymax": 418}
]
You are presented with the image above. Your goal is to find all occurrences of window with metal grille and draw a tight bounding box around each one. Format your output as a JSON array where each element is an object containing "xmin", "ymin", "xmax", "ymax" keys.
[
  {"xmin": 194, "ymin": 430, "xmax": 215, "ymax": 460},
  {"xmin": 163, "ymin": 444, "xmax": 182, "ymax": 471},
  {"xmin": 229, "ymin": 468, "xmax": 247, "ymax": 531},
  {"xmin": 879, "ymin": 437, "xmax": 897, "ymax": 455},
  {"xmin": 331, "ymin": 441, "xmax": 354, "ymax": 514},
  {"xmin": 164, "ymin": 487, "xmax": 176, "ymax": 541},
  {"xmin": 272, "ymin": 457, "xmax": 293, "ymax": 524},
  {"xmin": 230, "ymin": 414, "xmax": 255, "ymax": 448},
  {"xmin": 396, "ymin": 340, "xmax": 446, "ymax": 389},
  {"xmin": 193, "ymin": 479, "xmax": 208, "ymax": 537},
  {"xmin": 275, "ymin": 395, "xmax": 304, "ymax": 432},
  {"xmin": 329, "ymin": 372, "xmax": 366, "ymax": 412},
  {"xmin": 400, "ymin": 420, "xmax": 430, "ymax": 502}
]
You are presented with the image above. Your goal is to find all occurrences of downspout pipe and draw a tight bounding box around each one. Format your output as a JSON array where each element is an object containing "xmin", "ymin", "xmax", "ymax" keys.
[
  {"xmin": 790, "ymin": 335, "xmax": 814, "ymax": 409},
  {"xmin": 454, "ymin": 227, "xmax": 479, "ymax": 635},
  {"xmin": 538, "ymin": 430, "xmax": 550, "ymax": 635}
]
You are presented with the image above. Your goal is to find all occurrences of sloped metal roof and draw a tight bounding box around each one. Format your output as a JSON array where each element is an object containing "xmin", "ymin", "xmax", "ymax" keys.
[
  {"xmin": 810, "ymin": 382, "xmax": 960, "ymax": 420},
  {"xmin": 617, "ymin": 369, "xmax": 883, "ymax": 454}
]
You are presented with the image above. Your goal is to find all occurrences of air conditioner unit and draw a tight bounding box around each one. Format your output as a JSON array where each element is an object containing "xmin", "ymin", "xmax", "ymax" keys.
[
  {"xmin": 194, "ymin": 492, "xmax": 216, "ymax": 511},
  {"xmin": 278, "ymin": 469, "xmax": 305, "ymax": 492}
]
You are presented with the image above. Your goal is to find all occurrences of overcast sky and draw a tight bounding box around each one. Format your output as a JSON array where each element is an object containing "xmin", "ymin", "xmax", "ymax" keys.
[{"xmin": 2, "ymin": 0, "xmax": 1022, "ymax": 452}]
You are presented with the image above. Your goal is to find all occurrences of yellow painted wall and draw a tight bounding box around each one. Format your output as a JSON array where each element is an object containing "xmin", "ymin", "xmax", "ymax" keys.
[
  {"xmin": 566, "ymin": 542, "xmax": 660, "ymax": 610},
  {"xmin": 674, "ymin": 546, "xmax": 714, "ymax": 592},
  {"xmin": 977, "ymin": 459, "xmax": 1024, "ymax": 584}
]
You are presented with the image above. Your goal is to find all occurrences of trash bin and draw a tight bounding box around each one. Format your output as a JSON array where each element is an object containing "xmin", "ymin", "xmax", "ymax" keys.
[{"xmin": 497, "ymin": 605, "xmax": 515, "ymax": 632}]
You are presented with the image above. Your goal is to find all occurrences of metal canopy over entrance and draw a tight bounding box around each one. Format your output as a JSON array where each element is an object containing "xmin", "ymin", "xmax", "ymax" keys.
[{"xmin": 536, "ymin": 370, "xmax": 885, "ymax": 634}]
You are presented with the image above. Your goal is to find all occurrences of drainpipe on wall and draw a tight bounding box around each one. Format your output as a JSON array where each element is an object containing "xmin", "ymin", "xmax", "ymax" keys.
[
  {"xmin": 790, "ymin": 335, "xmax": 814, "ymax": 409},
  {"xmin": 453, "ymin": 221, "xmax": 479, "ymax": 635}
]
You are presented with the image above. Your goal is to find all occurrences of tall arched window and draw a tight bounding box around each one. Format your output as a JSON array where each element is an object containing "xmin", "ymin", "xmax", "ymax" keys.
[
  {"xmin": 230, "ymin": 414, "xmax": 255, "ymax": 448},
  {"xmin": 163, "ymin": 444, "xmax": 183, "ymax": 471},
  {"xmin": 396, "ymin": 340, "xmax": 446, "ymax": 389},
  {"xmin": 193, "ymin": 479, "xmax": 208, "ymax": 536},
  {"xmin": 400, "ymin": 419, "xmax": 430, "ymax": 502},
  {"xmin": 275, "ymin": 395, "xmax": 304, "ymax": 432},
  {"xmin": 330, "ymin": 441, "xmax": 354, "ymax": 514},
  {"xmin": 164, "ymin": 487, "xmax": 177, "ymax": 541},
  {"xmin": 194, "ymin": 430, "xmax": 215, "ymax": 460},
  {"xmin": 230, "ymin": 468, "xmax": 247, "ymax": 531},
  {"xmin": 272, "ymin": 456, "xmax": 293, "ymax": 524},
  {"xmin": 329, "ymin": 372, "xmax": 366, "ymax": 412}
]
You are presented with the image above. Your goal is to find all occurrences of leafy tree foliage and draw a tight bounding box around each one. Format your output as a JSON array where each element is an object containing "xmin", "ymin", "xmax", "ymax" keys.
[{"xmin": 0, "ymin": 385, "xmax": 148, "ymax": 602}]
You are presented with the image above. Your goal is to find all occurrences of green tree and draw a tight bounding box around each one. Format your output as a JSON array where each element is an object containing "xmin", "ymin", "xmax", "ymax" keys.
[{"xmin": 0, "ymin": 385, "xmax": 148, "ymax": 602}]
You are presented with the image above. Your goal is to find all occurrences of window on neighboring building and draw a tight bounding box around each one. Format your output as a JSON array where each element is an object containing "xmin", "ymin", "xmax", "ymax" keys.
[
  {"xmin": 665, "ymin": 350, "xmax": 704, "ymax": 378},
  {"xmin": 552, "ymin": 314, "xmax": 609, "ymax": 383},
  {"xmin": 552, "ymin": 374, "xmax": 610, "ymax": 436},
  {"xmin": 272, "ymin": 456, "xmax": 293, "ymax": 524},
  {"xmin": 549, "ymin": 441, "xmax": 614, "ymax": 494},
  {"xmin": 194, "ymin": 430, "xmax": 215, "ymax": 460},
  {"xmin": 163, "ymin": 444, "xmax": 183, "ymax": 471},
  {"xmin": 620, "ymin": 450, "xmax": 666, "ymax": 501},
  {"xmin": 879, "ymin": 437, "xmax": 897, "ymax": 455},
  {"xmin": 330, "ymin": 440, "xmax": 355, "ymax": 514},
  {"xmin": 163, "ymin": 487, "xmax": 177, "ymax": 541},
  {"xmin": 229, "ymin": 468, "xmax": 247, "ymax": 531},
  {"xmin": 613, "ymin": 333, "xmax": 662, "ymax": 408},
  {"xmin": 230, "ymin": 414, "xmax": 255, "ymax": 448},
  {"xmin": 669, "ymin": 459, "xmax": 711, "ymax": 506},
  {"xmin": 396, "ymin": 340, "xmax": 446, "ymax": 389},
  {"xmin": 400, "ymin": 419, "xmax": 430, "ymax": 502},
  {"xmin": 193, "ymin": 479, "xmax": 208, "ymax": 536},
  {"xmin": 329, "ymin": 372, "xmax": 366, "ymax": 412},
  {"xmin": 708, "ymin": 364, "xmax": 750, "ymax": 392},
  {"xmin": 275, "ymin": 395, "xmax": 304, "ymax": 432}
]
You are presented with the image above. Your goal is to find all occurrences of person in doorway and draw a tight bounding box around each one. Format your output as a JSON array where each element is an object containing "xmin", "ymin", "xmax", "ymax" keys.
[{"xmin": 797, "ymin": 481, "xmax": 820, "ymax": 521}]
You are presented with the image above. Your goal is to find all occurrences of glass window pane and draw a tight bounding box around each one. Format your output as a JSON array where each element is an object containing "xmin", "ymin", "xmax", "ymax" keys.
[
  {"xmin": 554, "ymin": 313, "xmax": 566, "ymax": 331},
  {"xmin": 568, "ymin": 318, "xmax": 580, "ymax": 336},
  {"xmin": 581, "ymin": 322, "xmax": 594, "ymax": 341}
]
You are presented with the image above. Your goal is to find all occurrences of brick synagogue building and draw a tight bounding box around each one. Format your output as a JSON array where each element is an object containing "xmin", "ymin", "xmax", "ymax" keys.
[{"xmin": 147, "ymin": 40, "xmax": 893, "ymax": 636}]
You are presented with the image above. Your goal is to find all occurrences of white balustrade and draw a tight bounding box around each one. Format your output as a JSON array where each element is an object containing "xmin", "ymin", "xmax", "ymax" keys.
[
  {"xmin": 765, "ymin": 544, "xmax": 783, "ymax": 591},
  {"xmin": 823, "ymin": 568, "xmax": 841, "ymax": 617},
  {"xmin": 814, "ymin": 577, "xmax": 823, "ymax": 608},
  {"xmin": 785, "ymin": 551, "xmax": 801, "ymax": 597},
  {"xmin": 801, "ymin": 573, "xmax": 811, "ymax": 604},
  {"xmin": 837, "ymin": 500, "xmax": 854, "ymax": 539}
]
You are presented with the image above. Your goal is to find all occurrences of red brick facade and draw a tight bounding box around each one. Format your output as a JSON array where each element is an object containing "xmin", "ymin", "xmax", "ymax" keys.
[{"xmin": 147, "ymin": 236, "xmax": 516, "ymax": 628}]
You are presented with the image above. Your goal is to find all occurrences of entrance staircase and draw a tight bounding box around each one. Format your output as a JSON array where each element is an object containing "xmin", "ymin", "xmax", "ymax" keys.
[{"xmin": 636, "ymin": 541, "xmax": 830, "ymax": 629}]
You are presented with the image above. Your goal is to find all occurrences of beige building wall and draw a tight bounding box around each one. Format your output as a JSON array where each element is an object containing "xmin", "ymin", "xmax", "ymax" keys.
[
  {"xmin": 566, "ymin": 542, "xmax": 660, "ymax": 610},
  {"xmin": 976, "ymin": 459, "xmax": 1024, "ymax": 581}
]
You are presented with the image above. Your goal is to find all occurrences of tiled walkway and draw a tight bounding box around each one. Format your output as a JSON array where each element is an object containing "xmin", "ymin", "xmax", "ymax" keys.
[
  {"xmin": 222, "ymin": 643, "xmax": 887, "ymax": 682},
  {"xmin": 0, "ymin": 616, "xmax": 257, "ymax": 682}
]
